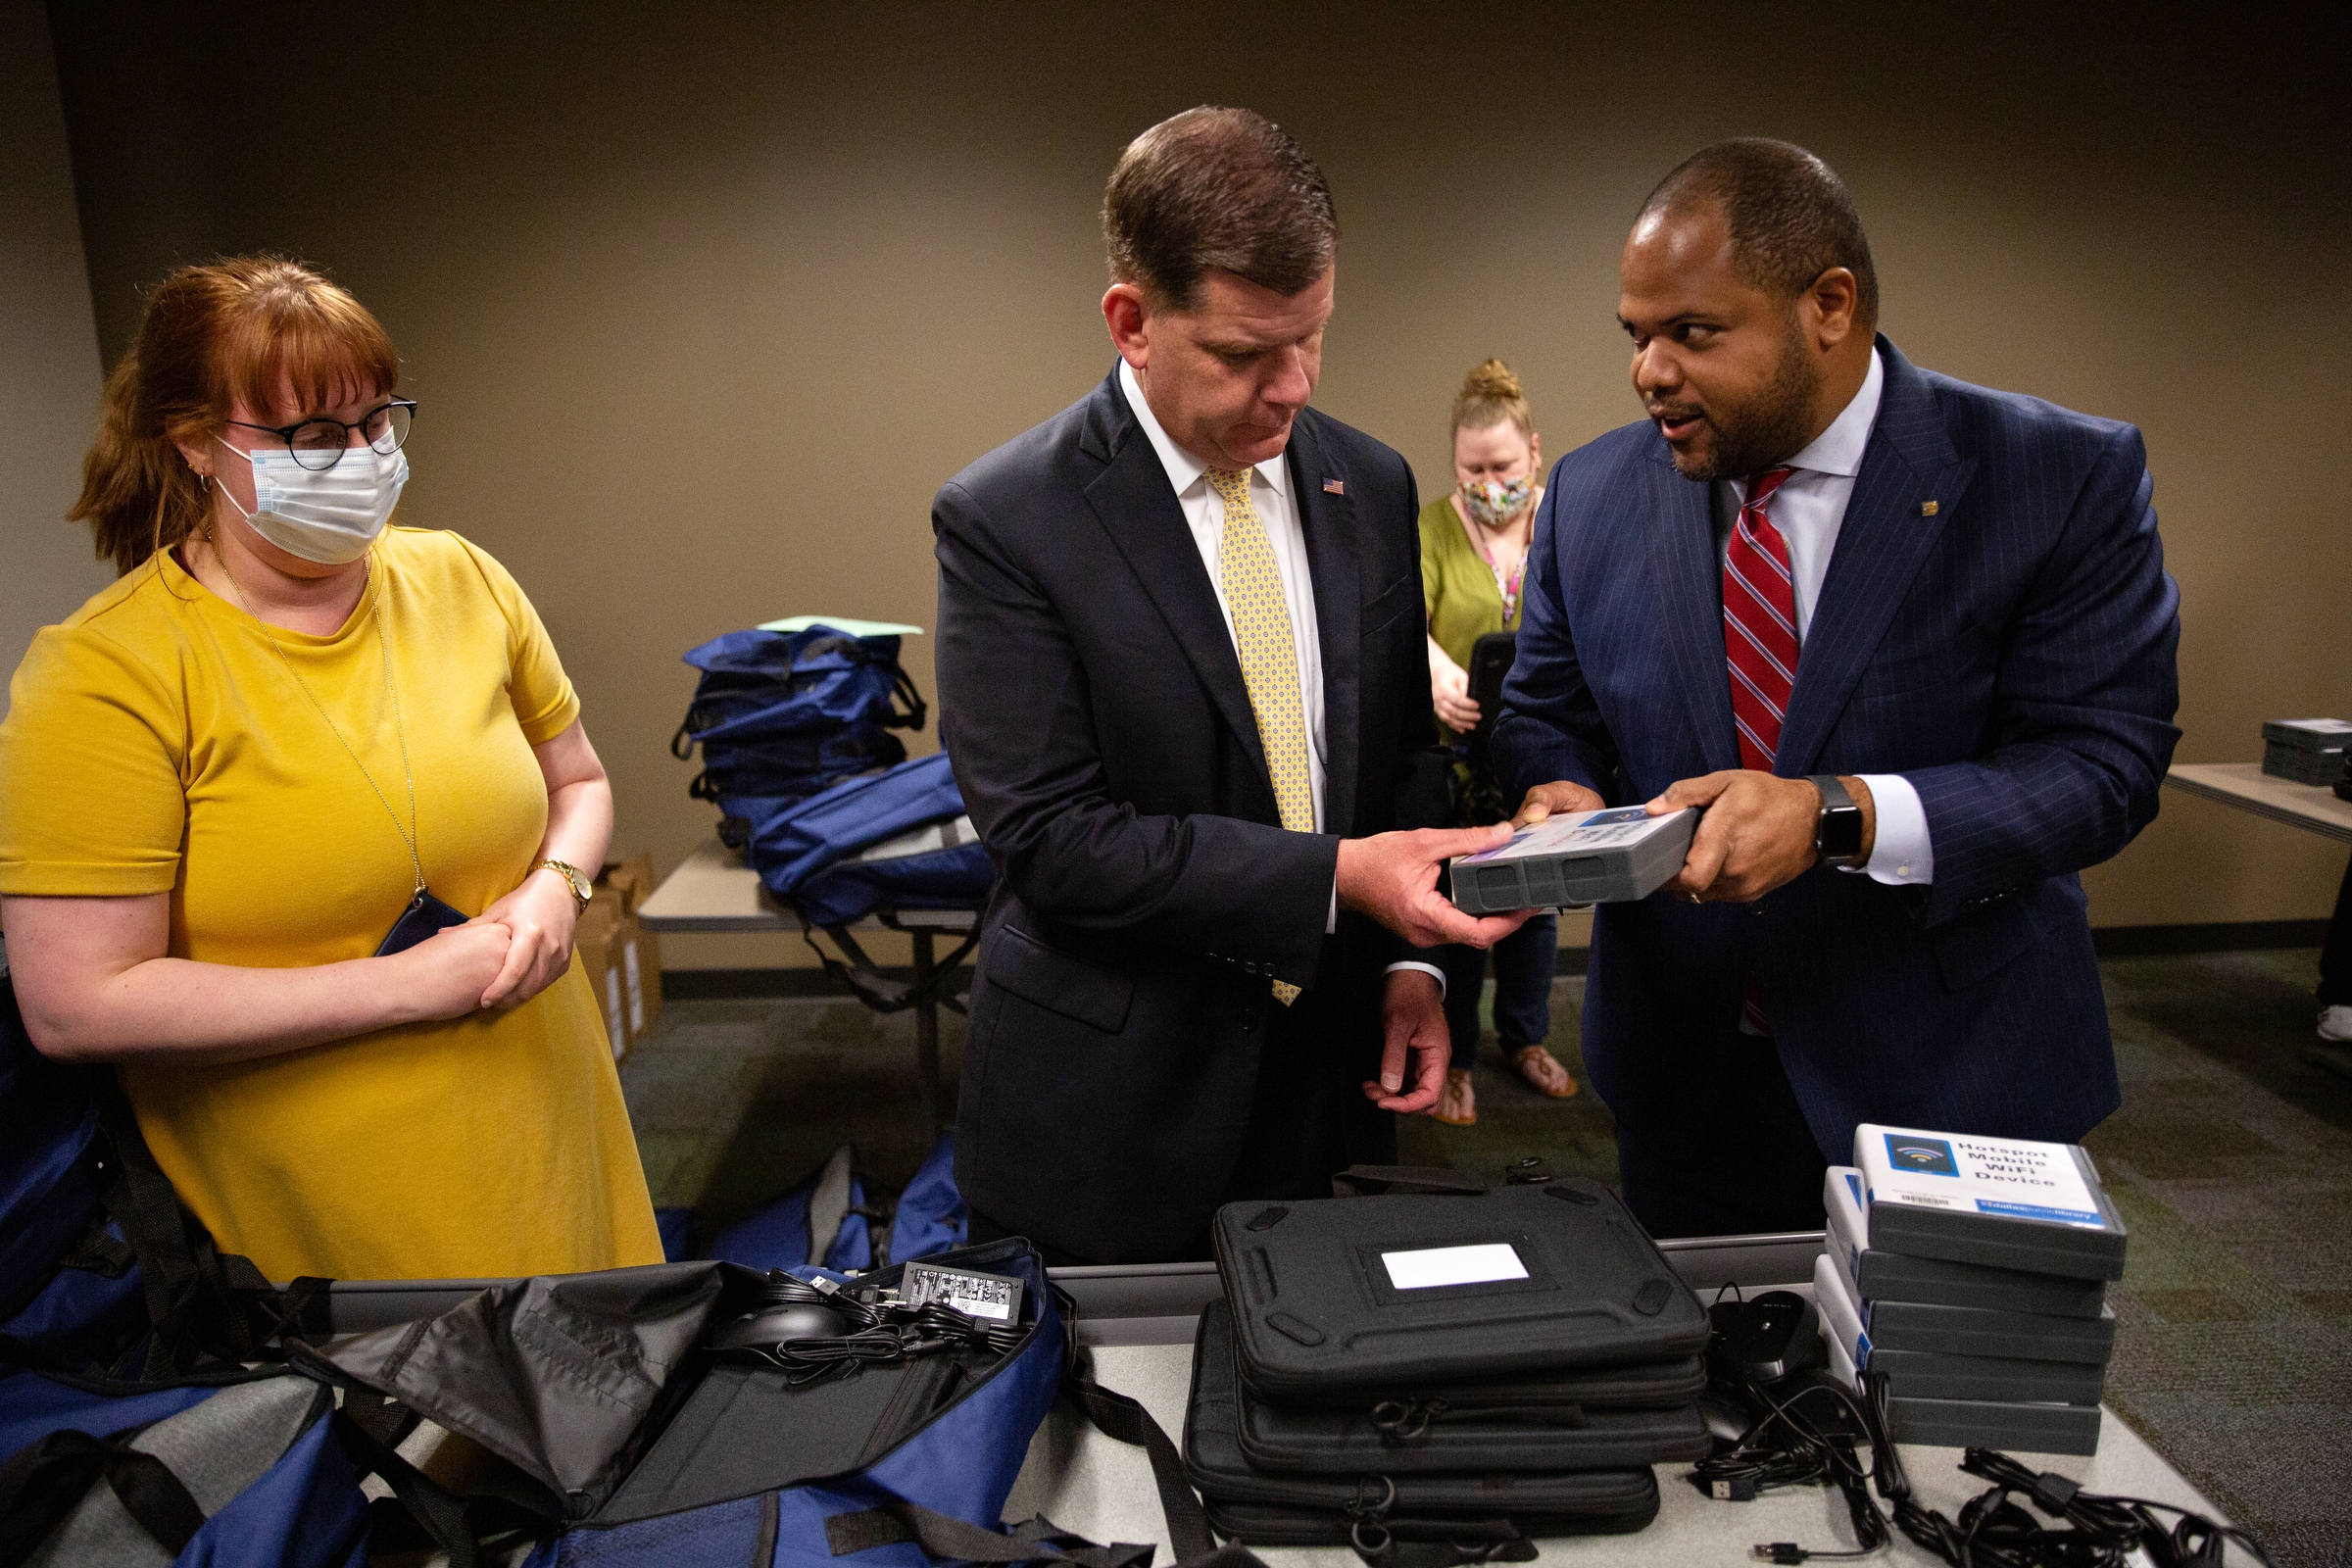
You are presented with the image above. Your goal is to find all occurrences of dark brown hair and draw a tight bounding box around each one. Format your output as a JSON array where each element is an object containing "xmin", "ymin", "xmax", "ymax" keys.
[
  {"xmin": 70, "ymin": 256, "xmax": 400, "ymax": 575},
  {"xmin": 1641, "ymin": 139, "xmax": 1880, "ymax": 327},
  {"xmin": 1102, "ymin": 106, "xmax": 1338, "ymax": 311},
  {"xmin": 1451, "ymin": 358, "xmax": 1535, "ymax": 444}
]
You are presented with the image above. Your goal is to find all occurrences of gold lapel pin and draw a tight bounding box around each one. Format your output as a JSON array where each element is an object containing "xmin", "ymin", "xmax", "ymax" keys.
[{"xmin": 1920, "ymin": 500, "xmax": 1940, "ymax": 516}]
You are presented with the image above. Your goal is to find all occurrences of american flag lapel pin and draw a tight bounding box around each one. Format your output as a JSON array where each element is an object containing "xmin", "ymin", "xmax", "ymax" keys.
[{"xmin": 1322, "ymin": 477, "xmax": 1346, "ymax": 496}]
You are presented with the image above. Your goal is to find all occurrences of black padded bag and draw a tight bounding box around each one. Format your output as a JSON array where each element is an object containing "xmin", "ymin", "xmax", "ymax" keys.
[
  {"xmin": 1184, "ymin": 1302, "xmax": 1658, "ymax": 1544},
  {"xmin": 1234, "ymin": 1360, "xmax": 1708, "ymax": 1475},
  {"xmin": 1245, "ymin": 1353, "xmax": 1705, "ymax": 1413},
  {"xmin": 1200, "ymin": 1494, "xmax": 1658, "ymax": 1550},
  {"xmin": 1211, "ymin": 1179, "xmax": 1708, "ymax": 1398}
]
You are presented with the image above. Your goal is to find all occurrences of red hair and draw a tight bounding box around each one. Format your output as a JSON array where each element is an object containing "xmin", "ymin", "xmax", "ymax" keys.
[{"xmin": 69, "ymin": 256, "xmax": 400, "ymax": 575}]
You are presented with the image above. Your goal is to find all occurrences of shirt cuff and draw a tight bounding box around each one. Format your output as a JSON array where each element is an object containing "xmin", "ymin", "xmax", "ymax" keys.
[
  {"xmin": 1845, "ymin": 773, "xmax": 1933, "ymax": 885},
  {"xmin": 1328, "ymin": 878, "xmax": 1339, "ymax": 935},
  {"xmin": 1386, "ymin": 960, "xmax": 1446, "ymax": 1000}
]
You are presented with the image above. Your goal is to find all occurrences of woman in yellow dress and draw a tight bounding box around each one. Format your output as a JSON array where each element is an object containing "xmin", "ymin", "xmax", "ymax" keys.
[
  {"xmin": 1418, "ymin": 360, "xmax": 1577, "ymax": 1126},
  {"xmin": 0, "ymin": 257, "xmax": 661, "ymax": 1281}
]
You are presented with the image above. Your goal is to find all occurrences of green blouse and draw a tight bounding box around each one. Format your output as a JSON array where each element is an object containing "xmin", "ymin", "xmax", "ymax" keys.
[{"xmin": 1419, "ymin": 493, "xmax": 1525, "ymax": 671}]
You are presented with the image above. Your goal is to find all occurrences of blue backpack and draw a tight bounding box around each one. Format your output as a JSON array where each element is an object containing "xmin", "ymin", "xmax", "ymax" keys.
[
  {"xmin": 1, "ymin": 973, "xmax": 307, "ymax": 1387},
  {"xmin": 673, "ymin": 626, "xmax": 929, "ymax": 844},
  {"xmin": 0, "ymin": 1359, "xmax": 551, "ymax": 1566},
  {"xmin": 748, "ymin": 752, "xmax": 994, "ymax": 927},
  {"xmin": 292, "ymin": 1244, "xmax": 1243, "ymax": 1568},
  {"xmin": 706, "ymin": 1136, "xmax": 968, "ymax": 1275},
  {"xmin": 734, "ymin": 751, "xmax": 995, "ymax": 1014}
]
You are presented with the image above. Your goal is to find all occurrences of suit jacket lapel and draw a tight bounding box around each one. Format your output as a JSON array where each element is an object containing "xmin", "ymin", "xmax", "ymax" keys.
[
  {"xmin": 1078, "ymin": 372, "xmax": 1271, "ymax": 786},
  {"xmin": 1644, "ymin": 455, "xmax": 1741, "ymax": 772},
  {"xmin": 1777, "ymin": 339, "xmax": 1977, "ymax": 775},
  {"xmin": 1289, "ymin": 415, "xmax": 1359, "ymax": 836}
]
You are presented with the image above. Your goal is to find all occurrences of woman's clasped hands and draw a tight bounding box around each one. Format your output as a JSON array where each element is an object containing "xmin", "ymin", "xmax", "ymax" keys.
[{"xmin": 396, "ymin": 867, "xmax": 580, "ymax": 1019}]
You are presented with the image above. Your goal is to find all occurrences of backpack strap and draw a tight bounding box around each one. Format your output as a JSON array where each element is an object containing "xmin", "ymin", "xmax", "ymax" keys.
[
  {"xmin": 0, "ymin": 1426, "xmax": 207, "ymax": 1563},
  {"xmin": 823, "ymin": 1502, "xmax": 1153, "ymax": 1568},
  {"xmin": 1064, "ymin": 1356, "xmax": 1220, "ymax": 1563},
  {"xmin": 797, "ymin": 919, "xmax": 979, "ymax": 1015},
  {"xmin": 87, "ymin": 1075, "xmax": 286, "ymax": 1377}
]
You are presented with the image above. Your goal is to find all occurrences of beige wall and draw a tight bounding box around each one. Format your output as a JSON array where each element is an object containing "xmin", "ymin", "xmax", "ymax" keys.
[
  {"xmin": 2, "ymin": 0, "xmax": 110, "ymax": 685},
  {"xmin": 39, "ymin": 4, "xmax": 2351, "ymax": 968}
]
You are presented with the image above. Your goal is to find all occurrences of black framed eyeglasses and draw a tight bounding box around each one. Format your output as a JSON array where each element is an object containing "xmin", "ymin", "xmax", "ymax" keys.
[{"xmin": 224, "ymin": 398, "xmax": 417, "ymax": 472}]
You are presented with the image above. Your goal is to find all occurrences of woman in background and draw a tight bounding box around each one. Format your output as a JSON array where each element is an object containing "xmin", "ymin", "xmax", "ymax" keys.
[
  {"xmin": 0, "ymin": 256, "xmax": 662, "ymax": 1280},
  {"xmin": 1418, "ymin": 360, "xmax": 1575, "ymax": 1125}
]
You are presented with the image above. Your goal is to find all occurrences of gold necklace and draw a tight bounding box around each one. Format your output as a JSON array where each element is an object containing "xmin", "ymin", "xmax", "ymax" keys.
[{"xmin": 209, "ymin": 531, "xmax": 427, "ymax": 899}]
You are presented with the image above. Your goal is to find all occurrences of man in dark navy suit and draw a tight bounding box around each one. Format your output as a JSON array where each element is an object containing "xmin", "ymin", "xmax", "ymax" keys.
[
  {"xmin": 935, "ymin": 108, "xmax": 1528, "ymax": 1263},
  {"xmin": 1494, "ymin": 140, "xmax": 2180, "ymax": 1238}
]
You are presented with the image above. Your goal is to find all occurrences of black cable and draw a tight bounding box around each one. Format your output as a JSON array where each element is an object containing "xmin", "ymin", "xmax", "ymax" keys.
[
  {"xmin": 1693, "ymin": 1348, "xmax": 2274, "ymax": 1568},
  {"xmin": 1955, "ymin": 1450, "xmax": 2274, "ymax": 1568},
  {"xmin": 1690, "ymin": 1376, "xmax": 1891, "ymax": 1559},
  {"xmin": 719, "ymin": 1276, "xmax": 1026, "ymax": 1386}
]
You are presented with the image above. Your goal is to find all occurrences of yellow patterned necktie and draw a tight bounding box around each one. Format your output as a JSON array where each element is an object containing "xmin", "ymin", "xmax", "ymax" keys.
[{"xmin": 1205, "ymin": 466, "xmax": 1310, "ymax": 1005}]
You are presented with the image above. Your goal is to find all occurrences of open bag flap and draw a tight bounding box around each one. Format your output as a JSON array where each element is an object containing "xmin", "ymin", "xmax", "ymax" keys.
[{"xmin": 313, "ymin": 1260, "xmax": 760, "ymax": 1515}]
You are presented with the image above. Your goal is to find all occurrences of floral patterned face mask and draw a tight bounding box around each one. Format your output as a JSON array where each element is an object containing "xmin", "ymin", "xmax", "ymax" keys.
[{"xmin": 1460, "ymin": 472, "xmax": 1535, "ymax": 527}]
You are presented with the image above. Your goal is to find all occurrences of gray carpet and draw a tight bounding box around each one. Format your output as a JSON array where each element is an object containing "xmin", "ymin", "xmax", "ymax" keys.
[{"xmin": 621, "ymin": 948, "xmax": 2352, "ymax": 1564}]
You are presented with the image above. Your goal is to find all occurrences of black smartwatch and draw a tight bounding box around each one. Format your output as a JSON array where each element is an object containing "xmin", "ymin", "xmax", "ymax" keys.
[{"xmin": 1808, "ymin": 774, "xmax": 1866, "ymax": 867}]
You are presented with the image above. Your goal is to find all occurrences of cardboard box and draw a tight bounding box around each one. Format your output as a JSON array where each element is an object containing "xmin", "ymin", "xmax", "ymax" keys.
[
  {"xmin": 576, "ymin": 858, "xmax": 663, "ymax": 1061},
  {"xmin": 574, "ymin": 886, "xmax": 631, "ymax": 1062},
  {"xmin": 618, "ymin": 913, "xmax": 662, "ymax": 1045},
  {"xmin": 602, "ymin": 853, "xmax": 657, "ymax": 919}
]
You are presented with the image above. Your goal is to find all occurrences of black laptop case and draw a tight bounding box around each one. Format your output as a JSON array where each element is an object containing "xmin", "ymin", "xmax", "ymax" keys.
[
  {"xmin": 1185, "ymin": 1301, "xmax": 1661, "ymax": 1544},
  {"xmin": 1243, "ymin": 1351, "xmax": 1706, "ymax": 1413},
  {"xmin": 1232, "ymin": 1333, "xmax": 1708, "ymax": 1474},
  {"xmin": 1211, "ymin": 1178, "xmax": 1710, "ymax": 1398}
]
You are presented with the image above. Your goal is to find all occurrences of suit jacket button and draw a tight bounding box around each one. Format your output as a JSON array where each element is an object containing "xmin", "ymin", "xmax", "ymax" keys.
[{"xmin": 1749, "ymin": 902, "xmax": 1766, "ymax": 917}]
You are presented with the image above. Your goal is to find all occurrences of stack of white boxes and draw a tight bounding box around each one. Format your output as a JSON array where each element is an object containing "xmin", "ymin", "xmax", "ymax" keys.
[{"xmin": 1814, "ymin": 1125, "xmax": 2128, "ymax": 1456}]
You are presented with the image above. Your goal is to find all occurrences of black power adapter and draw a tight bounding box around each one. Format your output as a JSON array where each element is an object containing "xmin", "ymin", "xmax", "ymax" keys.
[{"xmin": 1706, "ymin": 1289, "xmax": 1827, "ymax": 1387}]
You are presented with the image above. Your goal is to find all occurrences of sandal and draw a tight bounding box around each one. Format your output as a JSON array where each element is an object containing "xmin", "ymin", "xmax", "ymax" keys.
[
  {"xmin": 1511, "ymin": 1045, "xmax": 1579, "ymax": 1100},
  {"xmin": 1429, "ymin": 1067, "xmax": 1477, "ymax": 1126}
]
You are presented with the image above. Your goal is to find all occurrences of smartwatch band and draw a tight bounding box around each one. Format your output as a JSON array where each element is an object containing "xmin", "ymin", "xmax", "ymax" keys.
[{"xmin": 1808, "ymin": 774, "xmax": 1866, "ymax": 867}]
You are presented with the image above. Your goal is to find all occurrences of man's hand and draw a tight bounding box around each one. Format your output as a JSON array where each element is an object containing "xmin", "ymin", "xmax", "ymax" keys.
[
  {"xmin": 1364, "ymin": 967, "xmax": 1448, "ymax": 1112},
  {"xmin": 1337, "ymin": 825, "xmax": 1535, "ymax": 949},
  {"xmin": 1512, "ymin": 779, "xmax": 1607, "ymax": 827},
  {"xmin": 1650, "ymin": 771, "xmax": 1876, "ymax": 903}
]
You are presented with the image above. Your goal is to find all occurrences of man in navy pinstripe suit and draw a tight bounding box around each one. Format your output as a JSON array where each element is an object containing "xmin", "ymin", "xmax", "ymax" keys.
[{"xmin": 1493, "ymin": 140, "xmax": 2180, "ymax": 1238}]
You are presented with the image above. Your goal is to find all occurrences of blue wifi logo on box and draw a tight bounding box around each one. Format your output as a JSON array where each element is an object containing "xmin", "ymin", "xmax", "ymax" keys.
[{"xmin": 1885, "ymin": 1134, "xmax": 1960, "ymax": 1177}]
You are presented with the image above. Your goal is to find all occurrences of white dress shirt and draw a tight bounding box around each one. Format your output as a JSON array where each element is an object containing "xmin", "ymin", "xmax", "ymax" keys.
[
  {"xmin": 1120, "ymin": 361, "xmax": 1447, "ymax": 991},
  {"xmin": 1714, "ymin": 347, "xmax": 1934, "ymax": 886}
]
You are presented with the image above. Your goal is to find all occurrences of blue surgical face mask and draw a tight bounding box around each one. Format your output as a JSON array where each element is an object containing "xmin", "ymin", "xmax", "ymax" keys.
[
  {"xmin": 215, "ymin": 436, "xmax": 409, "ymax": 564},
  {"xmin": 1461, "ymin": 472, "xmax": 1534, "ymax": 528}
]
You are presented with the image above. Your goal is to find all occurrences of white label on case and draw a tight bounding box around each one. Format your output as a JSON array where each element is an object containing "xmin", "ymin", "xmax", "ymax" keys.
[{"xmin": 1380, "ymin": 1243, "xmax": 1528, "ymax": 1290}]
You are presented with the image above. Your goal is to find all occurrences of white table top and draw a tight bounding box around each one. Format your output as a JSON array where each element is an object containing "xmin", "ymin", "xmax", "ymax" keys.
[
  {"xmin": 2165, "ymin": 761, "xmax": 2352, "ymax": 844},
  {"xmin": 634, "ymin": 837, "xmax": 976, "ymax": 934},
  {"xmin": 1007, "ymin": 1339, "xmax": 2230, "ymax": 1566}
]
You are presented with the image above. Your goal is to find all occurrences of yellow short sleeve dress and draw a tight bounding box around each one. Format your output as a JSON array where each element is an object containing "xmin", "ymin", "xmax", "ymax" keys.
[{"xmin": 0, "ymin": 527, "xmax": 662, "ymax": 1281}]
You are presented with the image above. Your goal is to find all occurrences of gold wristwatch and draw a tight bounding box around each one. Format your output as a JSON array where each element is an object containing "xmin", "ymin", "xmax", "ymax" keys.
[{"xmin": 539, "ymin": 858, "xmax": 595, "ymax": 913}]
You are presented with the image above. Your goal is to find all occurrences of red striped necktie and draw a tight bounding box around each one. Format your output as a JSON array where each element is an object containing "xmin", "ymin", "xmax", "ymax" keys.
[
  {"xmin": 1724, "ymin": 467, "xmax": 1798, "ymax": 771},
  {"xmin": 1723, "ymin": 466, "xmax": 1796, "ymax": 1037}
]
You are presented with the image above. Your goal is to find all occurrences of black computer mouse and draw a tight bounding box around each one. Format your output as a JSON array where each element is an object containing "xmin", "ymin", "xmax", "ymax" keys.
[
  {"xmin": 1705, "ymin": 1290, "xmax": 1825, "ymax": 1387},
  {"xmin": 1696, "ymin": 1391, "xmax": 1755, "ymax": 1446},
  {"xmin": 706, "ymin": 1297, "xmax": 854, "ymax": 1351}
]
